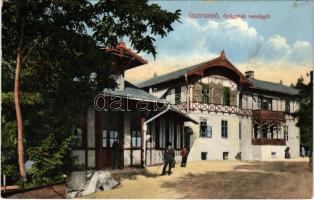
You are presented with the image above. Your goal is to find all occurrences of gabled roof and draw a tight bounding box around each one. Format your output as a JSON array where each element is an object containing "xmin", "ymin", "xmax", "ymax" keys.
[
  {"xmin": 145, "ymin": 104, "xmax": 198, "ymax": 124},
  {"xmin": 102, "ymin": 42, "xmax": 148, "ymax": 70},
  {"xmin": 168, "ymin": 106, "xmax": 198, "ymax": 124},
  {"xmin": 136, "ymin": 51, "xmax": 299, "ymax": 96},
  {"xmin": 248, "ymin": 78, "xmax": 299, "ymax": 96},
  {"xmin": 103, "ymin": 81, "xmax": 166, "ymax": 103},
  {"xmin": 137, "ymin": 51, "xmax": 250, "ymax": 88},
  {"xmin": 137, "ymin": 61, "xmax": 207, "ymax": 88}
]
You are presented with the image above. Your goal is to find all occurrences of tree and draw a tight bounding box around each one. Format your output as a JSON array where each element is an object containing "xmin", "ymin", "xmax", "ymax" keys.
[
  {"xmin": 2, "ymin": 0, "xmax": 180, "ymax": 184},
  {"xmin": 292, "ymin": 71, "xmax": 313, "ymax": 151}
]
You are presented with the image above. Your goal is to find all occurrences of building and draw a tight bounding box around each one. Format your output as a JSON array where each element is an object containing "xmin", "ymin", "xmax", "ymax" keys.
[
  {"xmin": 72, "ymin": 42, "xmax": 197, "ymax": 169},
  {"xmin": 137, "ymin": 51, "xmax": 300, "ymax": 161}
]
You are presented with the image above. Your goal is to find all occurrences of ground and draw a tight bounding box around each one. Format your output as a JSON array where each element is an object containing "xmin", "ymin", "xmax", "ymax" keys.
[{"xmin": 84, "ymin": 158, "xmax": 312, "ymax": 199}]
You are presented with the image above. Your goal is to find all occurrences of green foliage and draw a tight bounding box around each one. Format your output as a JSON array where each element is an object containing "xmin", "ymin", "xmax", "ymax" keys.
[
  {"xmin": 292, "ymin": 72, "xmax": 313, "ymax": 151},
  {"xmin": 1, "ymin": 118, "xmax": 19, "ymax": 184},
  {"xmin": 27, "ymin": 134, "xmax": 76, "ymax": 186},
  {"xmin": 2, "ymin": 92, "xmax": 43, "ymax": 105},
  {"xmin": 2, "ymin": 0, "xmax": 180, "ymax": 186}
]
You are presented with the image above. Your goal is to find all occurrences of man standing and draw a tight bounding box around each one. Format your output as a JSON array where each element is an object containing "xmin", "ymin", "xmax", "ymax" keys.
[
  {"xmin": 180, "ymin": 146, "xmax": 188, "ymax": 167},
  {"xmin": 112, "ymin": 138, "xmax": 123, "ymax": 170},
  {"xmin": 161, "ymin": 143, "xmax": 175, "ymax": 175},
  {"xmin": 285, "ymin": 147, "xmax": 291, "ymax": 159}
]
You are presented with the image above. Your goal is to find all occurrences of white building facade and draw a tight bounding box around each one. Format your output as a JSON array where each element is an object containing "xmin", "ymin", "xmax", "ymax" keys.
[{"xmin": 138, "ymin": 51, "xmax": 300, "ymax": 161}]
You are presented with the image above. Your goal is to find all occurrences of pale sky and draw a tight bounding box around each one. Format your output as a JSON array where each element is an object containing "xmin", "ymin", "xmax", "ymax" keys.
[{"xmin": 125, "ymin": 0, "xmax": 313, "ymax": 86}]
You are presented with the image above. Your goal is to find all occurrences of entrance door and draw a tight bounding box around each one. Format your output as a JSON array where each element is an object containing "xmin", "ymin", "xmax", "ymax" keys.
[
  {"xmin": 99, "ymin": 111, "xmax": 123, "ymax": 169},
  {"xmin": 101, "ymin": 130, "xmax": 119, "ymax": 168}
]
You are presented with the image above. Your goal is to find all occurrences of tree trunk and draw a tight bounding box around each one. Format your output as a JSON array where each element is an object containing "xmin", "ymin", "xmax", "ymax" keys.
[{"xmin": 15, "ymin": 22, "xmax": 26, "ymax": 179}]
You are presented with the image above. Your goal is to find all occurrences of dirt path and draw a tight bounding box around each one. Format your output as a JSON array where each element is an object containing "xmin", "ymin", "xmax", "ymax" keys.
[{"xmin": 83, "ymin": 158, "xmax": 312, "ymax": 199}]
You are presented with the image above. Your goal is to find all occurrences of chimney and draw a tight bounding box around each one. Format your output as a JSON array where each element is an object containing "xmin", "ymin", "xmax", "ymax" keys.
[{"xmin": 245, "ymin": 71, "xmax": 254, "ymax": 79}]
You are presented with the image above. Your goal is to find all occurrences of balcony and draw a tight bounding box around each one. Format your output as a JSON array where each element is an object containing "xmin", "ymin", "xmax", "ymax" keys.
[
  {"xmin": 252, "ymin": 110, "xmax": 285, "ymax": 122},
  {"xmin": 173, "ymin": 102, "xmax": 252, "ymax": 117},
  {"xmin": 252, "ymin": 138, "xmax": 286, "ymax": 146}
]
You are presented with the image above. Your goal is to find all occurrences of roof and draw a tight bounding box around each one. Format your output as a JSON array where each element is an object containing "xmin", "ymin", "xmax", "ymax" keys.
[
  {"xmin": 145, "ymin": 105, "xmax": 198, "ymax": 124},
  {"xmin": 102, "ymin": 42, "xmax": 148, "ymax": 70},
  {"xmin": 136, "ymin": 51, "xmax": 250, "ymax": 88},
  {"xmin": 168, "ymin": 106, "xmax": 198, "ymax": 124},
  {"xmin": 135, "ymin": 50, "xmax": 299, "ymax": 96},
  {"xmin": 136, "ymin": 60, "xmax": 209, "ymax": 88},
  {"xmin": 248, "ymin": 78, "xmax": 299, "ymax": 95},
  {"xmin": 102, "ymin": 81, "xmax": 167, "ymax": 103},
  {"xmin": 102, "ymin": 82, "xmax": 197, "ymax": 123}
]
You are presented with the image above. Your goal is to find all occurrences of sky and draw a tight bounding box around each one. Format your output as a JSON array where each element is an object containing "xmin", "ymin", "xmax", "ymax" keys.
[{"xmin": 126, "ymin": 0, "xmax": 313, "ymax": 86}]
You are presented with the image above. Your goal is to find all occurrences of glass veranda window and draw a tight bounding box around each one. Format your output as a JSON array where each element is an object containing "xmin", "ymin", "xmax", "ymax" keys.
[
  {"xmin": 132, "ymin": 131, "xmax": 141, "ymax": 148},
  {"xmin": 175, "ymin": 86, "xmax": 181, "ymax": 104},
  {"xmin": 102, "ymin": 130, "xmax": 118, "ymax": 147},
  {"xmin": 223, "ymin": 87, "xmax": 230, "ymax": 106}
]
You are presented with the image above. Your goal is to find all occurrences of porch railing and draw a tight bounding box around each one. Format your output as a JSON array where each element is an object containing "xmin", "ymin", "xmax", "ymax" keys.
[
  {"xmin": 252, "ymin": 110, "xmax": 285, "ymax": 122},
  {"xmin": 173, "ymin": 102, "xmax": 252, "ymax": 117},
  {"xmin": 252, "ymin": 138, "xmax": 286, "ymax": 146}
]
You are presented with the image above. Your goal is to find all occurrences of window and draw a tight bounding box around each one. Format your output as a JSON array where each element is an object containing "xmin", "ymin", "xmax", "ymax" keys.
[
  {"xmin": 223, "ymin": 152, "xmax": 229, "ymax": 160},
  {"xmin": 200, "ymin": 119, "xmax": 206, "ymax": 137},
  {"xmin": 201, "ymin": 152, "xmax": 207, "ymax": 160},
  {"xmin": 132, "ymin": 131, "xmax": 141, "ymax": 148},
  {"xmin": 261, "ymin": 126, "xmax": 268, "ymax": 138},
  {"xmin": 223, "ymin": 87, "xmax": 230, "ymax": 106},
  {"xmin": 176, "ymin": 124, "xmax": 182, "ymax": 149},
  {"xmin": 200, "ymin": 119, "xmax": 212, "ymax": 138},
  {"xmin": 169, "ymin": 121, "xmax": 174, "ymax": 147},
  {"xmin": 270, "ymin": 126, "xmax": 277, "ymax": 139},
  {"xmin": 102, "ymin": 130, "xmax": 107, "ymax": 147},
  {"xmin": 159, "ymin": 119, "xmax": 166, "ymax": 148},
  {"xmin": 131, "ymin": 112, "xmax": 141, "ymax": 148},
  {"xmin": 206, "ymin": 126, "xmax": 212, "ymax": 138},
  {"xmin": 258, "ymin": 96, "xmax": 272, "ymax": 110},
  {"xmin": 239, "ymin": 122, "xmax": 242, "ymax": 139},
  {"xmin": 102, "ymin": 130, "xmax": 118, "ymax": 147},
  {"xmin": 202, "ymin": 84, "xmax": 209, "ymax": 104},
  {"xmin": 175, "ymin": 86, "xmax": 181, "ymax": 104},
  {"xmin": 254, "ymin": 124, "xmax": 261, "ymax": 139},
  {"xmin": 285, "ymin": 100, "xmax": 290, "ymax": 113},
  {"xmin": 221, "ymin": 120, "xmax": 228, "ymax": 138},
  {"xmin": 202, "ymin": 89, "xmax": 209, "ymax": 104},
  {"xmin": 109, "ymin": 131, "xmax": 118, "ymax": 147}
]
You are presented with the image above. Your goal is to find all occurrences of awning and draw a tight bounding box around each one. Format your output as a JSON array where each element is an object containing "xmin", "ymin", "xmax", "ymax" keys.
[{"xmin": 145, "ymin": 105, "xmax": 198, "ymax": 124}]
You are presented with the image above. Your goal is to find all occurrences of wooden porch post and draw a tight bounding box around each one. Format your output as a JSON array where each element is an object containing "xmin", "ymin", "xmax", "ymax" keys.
[
  {"xmin": 95, "ymin": 111, "xmax": 102, "ymax": 170},
  {"xmin": 119, "ymin": 111, "xmax": 125, "ymax": 168},
  {"xmin": 174, "ymin": 120, "xmax": 177, "ymax": 149},
  {"xmin": 82, "ymin": 110, "xmax": 88, "ymax": 168},
  {"xmin": 140, "ymin": 116, "xmax": 145, "ymax": 167},
  {"xmin": 186, "ymin": 85, "xmax": 190, "ymax": 112}
]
